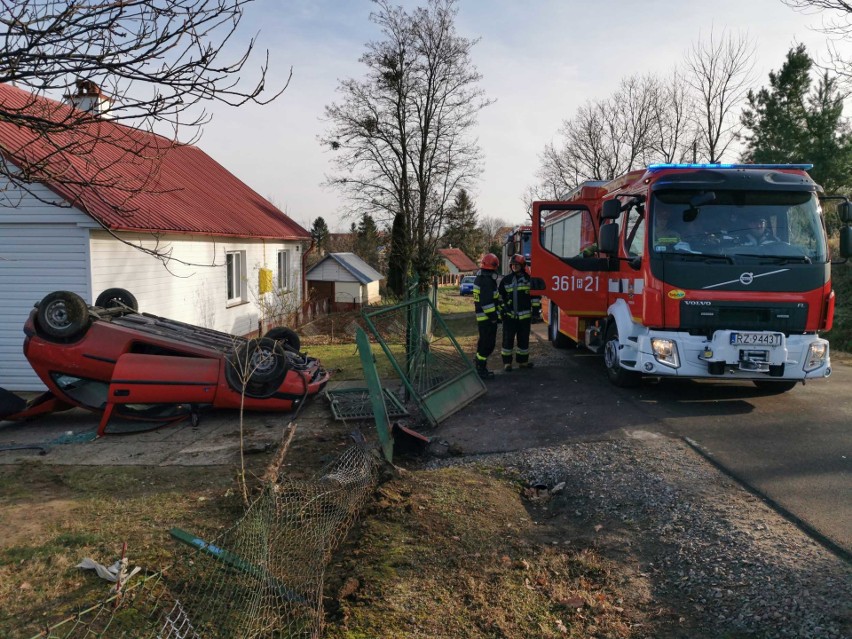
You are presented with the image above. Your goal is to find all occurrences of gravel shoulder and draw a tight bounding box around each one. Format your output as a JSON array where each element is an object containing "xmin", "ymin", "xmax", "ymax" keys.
[{"xmin": 424, "ymin": 437, "xmax": 851, "ymax": 639}]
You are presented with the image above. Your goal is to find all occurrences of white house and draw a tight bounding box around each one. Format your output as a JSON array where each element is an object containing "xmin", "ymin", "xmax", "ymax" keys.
[
  {"xmin": 0, "ymin": 83, "xmax": 311, "ymax": 391},
  {"xmin": 306, "ymin": 253, "xmax": 383, "ymax": 310},
  {"xmin": 437, "ymin": 247, "xmax": 478, "ymax": 280}
]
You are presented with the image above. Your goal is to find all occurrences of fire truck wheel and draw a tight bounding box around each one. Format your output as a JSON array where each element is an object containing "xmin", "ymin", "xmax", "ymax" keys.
[
  {"xmin": 35, "ymin": 291, "xmax": 91, "ymax": 341},
  {"xmin": 263, "ymin": 326, "xmax": 301, "ymax": 353},
  {"xmin": 95, "ymin": 288, "xmax": 138, "ymax": 311},
  {"xmin": 548, "ymin": 306, "xmax": 573, "ymax": 348},
  {"xmin": 603, "ymin": 323, "xmax": 641, "ymax": 387},
  {"xmin": 752, "ymin": 380, "xmax": 798, "ymax": 393},
  {"xmin": 225, "ymin": 338, "xmax": 289, "ymax": 398}
]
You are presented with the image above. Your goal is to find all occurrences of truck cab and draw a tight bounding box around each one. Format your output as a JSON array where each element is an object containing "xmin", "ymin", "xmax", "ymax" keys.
[{"xmin": 532, "ymin": 163, "xmax": 852, "ymax": 390}]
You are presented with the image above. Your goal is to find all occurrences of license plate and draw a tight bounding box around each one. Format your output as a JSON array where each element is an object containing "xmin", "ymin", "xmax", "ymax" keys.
[{"xmin": 730, "ymin": 332, "xmax": 781, "ymax": 347}]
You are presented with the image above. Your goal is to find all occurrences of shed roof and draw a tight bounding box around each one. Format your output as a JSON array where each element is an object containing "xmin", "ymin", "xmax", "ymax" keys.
[
  {"xmin": 437, "ymin": 247, "xmax": 478, "ymax": 272},
  {"xmin": 306, "ymin": 253, "xmax": 384, "ymax": 285},
  {"xmin": 0, "ymin": 83, "xmax": 309, "ymax": 240}
]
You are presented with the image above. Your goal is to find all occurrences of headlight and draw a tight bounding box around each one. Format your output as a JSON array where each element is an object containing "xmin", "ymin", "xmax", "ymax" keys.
[
  {"xmin": 651, "ymin": 338, "xmax": 680, "ymax": 368},
  {"xmin": 804, "ymin": 342, "xmax": 828, "ymax": 372}
]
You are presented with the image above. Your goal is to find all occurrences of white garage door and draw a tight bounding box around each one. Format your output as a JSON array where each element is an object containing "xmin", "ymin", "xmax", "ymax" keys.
[{"xmin": 0, "ymin": 225, "xmax": 89, "ymax": 391}]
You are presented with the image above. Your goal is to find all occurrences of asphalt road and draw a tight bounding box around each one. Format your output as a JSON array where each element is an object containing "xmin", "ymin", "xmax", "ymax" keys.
[{"xmin": 436, "ymin": 324, "xmax": 852, "ymax": 558}]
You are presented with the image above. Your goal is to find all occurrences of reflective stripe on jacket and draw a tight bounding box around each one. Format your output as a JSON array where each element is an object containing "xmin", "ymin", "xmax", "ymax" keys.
[
  {"xmin": 498, "ymin": 270, "xmax": 540, "ymax": 320},
  {"xmin": 473, "ymin": 269, "xmax": 500, "ymax": 322}
]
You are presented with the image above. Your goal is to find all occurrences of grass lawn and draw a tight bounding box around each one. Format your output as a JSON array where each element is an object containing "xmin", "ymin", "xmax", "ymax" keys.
[
  {"xmin": 300, "ymin": 295, "xmax": 478, "ymax": 381},
  {"xmin": 436, "ymin": 285, "xmax": 475, "ymax": 315}
]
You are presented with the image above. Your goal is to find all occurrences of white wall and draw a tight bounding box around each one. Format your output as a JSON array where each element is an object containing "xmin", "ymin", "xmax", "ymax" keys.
[
  {"xmin": 365, "ymin": 280, "xmax": 381, "ymax": 304},
  {"xmin": 309, "ymin": 259, "xmax": 359, "ymax": 282},
  {"xmin": 443, "ymin": 259, "xmax": 461, "ymax": 275},
  {"xmin": 0, "ymin": 177, "xmax": 94, "ymax": 390},
  {"xmin": 90, "ymin": 231, "xmax": 304, "ymax": 337},
  {"xmin": 334, "ymin": 280, "xmax": 363, "ymax": 305}
]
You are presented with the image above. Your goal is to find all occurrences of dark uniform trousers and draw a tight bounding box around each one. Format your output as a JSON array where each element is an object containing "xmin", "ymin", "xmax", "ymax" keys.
[{"xmin": 498, "ymin": 270, "xmax": 538, "ymax": 366}]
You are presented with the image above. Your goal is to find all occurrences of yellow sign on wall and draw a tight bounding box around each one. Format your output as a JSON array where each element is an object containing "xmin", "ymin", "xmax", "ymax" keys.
[{"xmin": 259, "ymin": 268, "xmax": 273, "ymax": 294}]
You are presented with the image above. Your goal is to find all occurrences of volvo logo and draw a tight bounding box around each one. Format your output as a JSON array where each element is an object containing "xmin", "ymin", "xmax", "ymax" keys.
[{"xmin": 739, "ymin": 272, "xmax": 754, "ymax": 286}]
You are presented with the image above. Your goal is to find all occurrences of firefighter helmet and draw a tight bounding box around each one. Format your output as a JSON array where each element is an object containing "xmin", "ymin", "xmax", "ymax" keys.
[
  {"xmin": 480, "ymin": 253, "xmax": 499, "ymax": 270},
  {"xmin": 510, "ymin": 254, "xmax": 526, "ymax": 267}
]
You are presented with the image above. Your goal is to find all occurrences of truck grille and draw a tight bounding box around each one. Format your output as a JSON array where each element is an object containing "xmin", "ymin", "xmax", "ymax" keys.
[{"xmin": 679, "ymin": 301, "xmax": 808, "ymax": 335}]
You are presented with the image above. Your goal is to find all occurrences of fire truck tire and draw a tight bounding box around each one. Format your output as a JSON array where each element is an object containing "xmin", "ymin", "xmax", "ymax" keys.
[
  {"xmin": 35, "ymin": 291, "xmax": 91, "ymax": 341},
  {"xmin": 95, "ymin": 288, "xmax": 138, "ymax": 311},
  {"xmin": 752, "ymin": 380, "xmax": 798, "ymax": 393},
  {"xmin": 548, "ymin": 306, "xmax": 573, "ymax": 348},
  {"xmin": 225, "ymin": 338, "xmax": 289, "ymax": 398},
  {"xmin": 603, "ymin": 323, "xmax": 641, "ymax": 387},
  {"xmin": 263, "ymin": 326, "xmax": 301, "ymax": 353}
]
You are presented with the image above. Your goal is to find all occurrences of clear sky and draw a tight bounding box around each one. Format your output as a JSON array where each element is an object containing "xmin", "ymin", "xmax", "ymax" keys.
[{"xmin": 195, "ymin": 0, "xmax": 852, "ymax": 232}]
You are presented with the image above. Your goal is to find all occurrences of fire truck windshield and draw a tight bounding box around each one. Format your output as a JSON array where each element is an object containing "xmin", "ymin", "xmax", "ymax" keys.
[{"xmin": 651, "ymin": 190, "xmax": 827, "ymax": 263}]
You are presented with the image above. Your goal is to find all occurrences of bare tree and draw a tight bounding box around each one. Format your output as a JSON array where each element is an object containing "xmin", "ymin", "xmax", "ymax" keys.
[
  {"xmin": 685, "ymin": 29, "xmax": 756, "ymax": 162},
  {"xmin": 321, "ymin": 0, "xmax": 491, "ymax": 293},
  {"xmin": 783, "ymin": 1, "xmax": 852, "ymax": 89},
  {"xmin": 0, "ymin": 0, "xmax": 286, "ymax": 265},
  {"xmin": 649, "ymin": 69, "xmax": 701, "ymax": 163},
  {"xmin": 478, "ymin": 215, "xmax": 509, "ymax": 250},
  {"xmin": 533, "ymin": 74, "xmax": 662, "ymax": 197}
]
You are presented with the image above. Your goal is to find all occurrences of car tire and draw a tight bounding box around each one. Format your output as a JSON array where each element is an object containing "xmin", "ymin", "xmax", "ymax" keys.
[
  {"xmin": 603, "ymin": 322, "xmax": 641, "ymax": 387},
  {"xmin": 95, "ymin": 288, "xmax": 138, "ymax": 311},
  {"xmin": 752, "ymin": 380, "xmax": 799, "ymax": 393},
  {"xmin": 36, "ymin": 291, "xmax": 90, "ymax": 341},
  {"xmin": 226, "ymin": 337, "xmax": 289, "ymax": 398},
  {"xmin": 263, "ymin": 326, "xmax": 301, "ymax": 353}
]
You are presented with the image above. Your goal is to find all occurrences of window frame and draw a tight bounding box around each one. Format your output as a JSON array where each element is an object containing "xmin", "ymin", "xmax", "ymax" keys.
[
  {"xmin": 226, "ymin": 250, "xmax": 246, "ymax": 304},
  {"xmin": 277, "ymin": 249, "xmax": 290, "ymax": 291}
]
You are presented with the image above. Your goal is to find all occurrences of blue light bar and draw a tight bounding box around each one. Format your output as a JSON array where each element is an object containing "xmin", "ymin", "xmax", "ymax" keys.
[{"xmin": 647, "ymin": 162, "xmax": 813, "ymax": 171}]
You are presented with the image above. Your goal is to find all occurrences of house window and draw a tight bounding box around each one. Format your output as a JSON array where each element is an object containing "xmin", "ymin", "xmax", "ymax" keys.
[
  {"xmin": 226, "ymin": 250, "xmax": 245, "ymax": 303},
  {"xmin": 277, "ymin": 250, "xmax": 290, "ymax": 290}
]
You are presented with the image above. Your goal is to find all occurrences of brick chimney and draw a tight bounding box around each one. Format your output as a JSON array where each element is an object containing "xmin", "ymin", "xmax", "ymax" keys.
[{"xmin": 65, "ymin": 79, "xmax": 114, "ymax": 118}]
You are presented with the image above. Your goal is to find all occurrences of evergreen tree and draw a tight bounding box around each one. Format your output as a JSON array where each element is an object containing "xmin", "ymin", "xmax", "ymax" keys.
[
  {"xmin": 741, "ymin": 45, "xmax": 811, "ymax": 165},
  {"xmin": 741, "ymin": 45, "xmax": 852, "ymax": 233},
  {"xmin": 442, "ymin": 189, "xmax": 484, "ymax": 259},
  {"xmin": 310, "ymin": 217, "xmax": 330, "ymax": 255},
  {"xmin": 387, "ymin": 211, "xmax": 409, "ymax": 297},
  {"xmin": 354, "ymin": 213, "xmax": 381, "ymax": 270}
]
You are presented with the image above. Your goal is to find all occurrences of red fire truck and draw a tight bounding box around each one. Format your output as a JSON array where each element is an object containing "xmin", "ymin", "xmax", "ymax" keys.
[
  {"xmin": 501, "ymin": 225, "xmax": 532, "ymax": 276},
  {"xmin": 531, "ymin": 163, "xmax": 852, "ymax": 391}
]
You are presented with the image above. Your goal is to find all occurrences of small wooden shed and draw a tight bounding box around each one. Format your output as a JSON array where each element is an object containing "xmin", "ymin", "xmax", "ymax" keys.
[{"xmin": 306, "ymin": 253, "xmax": 383, "ymax": 311}]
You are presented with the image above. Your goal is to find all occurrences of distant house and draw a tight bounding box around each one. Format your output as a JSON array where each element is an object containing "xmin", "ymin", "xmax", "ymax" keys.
[
  {"xmin": 0, "ymin": 83, "xmax": 311, "ymax": 390},
  {"xmin": 437, "ymin": 248, "xmax": 478, "ymax": 283},
  {"xmin": 306, "ymin": 253, "xmax": 384, "ymax": 311}
]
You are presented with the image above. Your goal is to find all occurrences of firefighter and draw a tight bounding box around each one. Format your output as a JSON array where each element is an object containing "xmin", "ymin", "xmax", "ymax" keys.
[
  {"xmin": 473, "ymin": 253, "xmax": 501, "ymax": 379},
  {"xmin": 498, "ymin": 253, "xmax": 539, "ymax": 371}
]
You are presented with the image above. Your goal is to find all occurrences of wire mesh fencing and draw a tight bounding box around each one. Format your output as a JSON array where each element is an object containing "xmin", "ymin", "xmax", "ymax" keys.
[{"xmin": 28, "ymin": 445, "xmax": 378, "ymax": 639}]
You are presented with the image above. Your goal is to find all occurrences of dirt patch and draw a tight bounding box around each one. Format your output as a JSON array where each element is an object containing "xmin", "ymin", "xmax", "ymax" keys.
[{"xmin": 325, "ymin": 467, "xmax": 637, "ymax": 639}]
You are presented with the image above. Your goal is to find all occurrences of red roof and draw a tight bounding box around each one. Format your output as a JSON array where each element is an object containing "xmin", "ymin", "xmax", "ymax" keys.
[
  {"xmin": 0, "ymin": 83, "xmax": 309, "ymax": 240},
  {"xmin": 438, "ymin": 247, "xmax": 477, "ymax": 272}
]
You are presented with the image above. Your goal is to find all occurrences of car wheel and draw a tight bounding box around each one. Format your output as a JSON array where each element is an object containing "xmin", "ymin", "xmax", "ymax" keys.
[
  {"xmin": 263, "ymin": 326, "xmax": 301, "ymax": 352},
  {"xmin": 226, "ymin": 337, "xmax": 289, "ymax": 398},
  {"xmin": 36, "ymin": 291, "xmax": 90, "ymax": 341},
  {"xmin": 95, "ymin": 288, "xmax": 138, "ymax": 311},
  {"xmin": 548, "ymin": 304, "xmax": 573, "ymax": 348},
  {"xmin": 603, "ymin": 322, "xmax": 641, "ymax": 387},
  {"xmin": 752, "ymin": 380, "xmax": 799, "ymax": 393}
]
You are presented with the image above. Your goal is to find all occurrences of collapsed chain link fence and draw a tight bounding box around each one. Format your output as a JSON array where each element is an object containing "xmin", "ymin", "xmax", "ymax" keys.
[{"xmin": 27, "ymin": 445, "xmax": 378, "ymax": 639}]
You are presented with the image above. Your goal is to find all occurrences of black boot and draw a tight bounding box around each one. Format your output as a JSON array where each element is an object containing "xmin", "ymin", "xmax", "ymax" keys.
[{"xmin": 476, "ymin": 361, "xmax": 495, "ymax": 379}]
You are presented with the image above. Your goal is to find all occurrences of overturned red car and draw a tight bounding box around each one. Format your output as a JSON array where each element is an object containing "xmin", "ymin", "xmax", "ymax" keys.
[{"xmin": 0, "ymin": 289, "xmax": 330, "ymax": 435}]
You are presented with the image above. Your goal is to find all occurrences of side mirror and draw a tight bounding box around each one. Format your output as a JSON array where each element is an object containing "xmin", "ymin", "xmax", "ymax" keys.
[
  {"xmin": 840, "ymin": 226, "xmax": 852, "ymax": 258},
  {"xmin": 599, "ymin": 222, "xmax": 619, "ymax": 254},
  {"xmin": 601, "ymin": 200, "xmax": 622, "ymax": 220},
  {"xmin": 838, "ymin": 201, "xmax": 852, "ymax": 224},
  {"xmin": 530, "ymin": 277, "xmax": 546, "ymax": 291}
]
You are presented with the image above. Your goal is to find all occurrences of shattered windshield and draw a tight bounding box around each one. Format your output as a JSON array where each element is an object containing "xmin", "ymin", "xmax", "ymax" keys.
[{"xmin": 651, "ymin": 190, "xmax": 827, "ymax": 263}]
